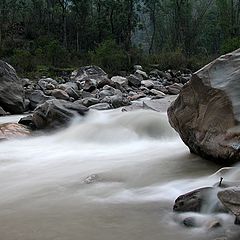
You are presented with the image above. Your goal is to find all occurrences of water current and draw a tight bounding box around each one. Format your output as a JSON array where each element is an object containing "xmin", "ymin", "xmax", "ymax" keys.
[{"xmin": 0, "ymin": 109, "xmax": 239, "ymax": 240}]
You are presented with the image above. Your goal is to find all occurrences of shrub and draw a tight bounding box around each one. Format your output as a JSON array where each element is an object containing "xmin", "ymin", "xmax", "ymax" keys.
[
  {"xmin": 220, "ymin": 37, "xmax": 240, "ymax": 54},
  {"xmin": 10, "ymin": 49, "xmax": 36, "ymax": 73},
  {"xmin": 90, "ymin": 39, "xmax": 129, "ymax": 74}
]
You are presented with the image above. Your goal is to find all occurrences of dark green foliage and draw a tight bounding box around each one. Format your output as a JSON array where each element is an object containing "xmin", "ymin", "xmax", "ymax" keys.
[
  {"xmin": 90, "ymin": 39, "xmax": 129, "ymax": 74},
  {"xmin": 221, "ymin": 37, "xmax": 240, "ymax": 54},
  {"xmin": 0, "ymin": 0, "xmax": 239, "ymax": 75},
  {"xmin": 11, "ymin": 49, "xmax": 36, "ymax": 73}
]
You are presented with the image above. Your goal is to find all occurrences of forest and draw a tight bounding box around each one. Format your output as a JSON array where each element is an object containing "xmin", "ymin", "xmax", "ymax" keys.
[{"xmin": 0, "ymin": 0, "xmax": 240, "ymax": 76}]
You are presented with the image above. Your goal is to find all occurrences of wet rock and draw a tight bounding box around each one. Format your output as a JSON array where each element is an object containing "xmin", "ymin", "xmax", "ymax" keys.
[
  {"xmin": 167, "ymin": 83, "xmax": 183, "ymax": 95},
  {"xmin": 173, "ymin": 187, "xmax": 214, "ymax": 212},
  {"xmin": 207, "ymin": 220, "xmax": 222, "ymax": 230},
  {"xmin": 96, "ymin": 78, "xmax": 114, "ymax": 89},
  {"xmin": 150, "ymin": 89, "xmax": 165, "ymax": 97},
  {"xmin": 79, "ymin": 90, "xmax": 93, "ymax": 99},
  {"xmin": 28, "ymin": 90, "xmax": 54, "ymax": 110},
  {"xmin": 128, "ymin": 93, "xmax": 146, "ymax": 101},
  {"xmin": 111, "ymin": 76, "xmax": 128, "ymax": 87},
  {"xmin": 51, "ymin": 89, "xmax": 70, "ymax": 100},
  {"xmin": 180, "ymin": 76, "xmax": 191, "ymax": 84},
  {"xmin": 110, "ymin": 95, "xmax": 126, "ymax": 108},
  {"xmin": 79, "ymin": 97, "xmax": 99, "ymax": 107},
  {"xmin": 89, "ymin": 103, "xmax": 111, "ymax": 110},
  {"xmin": 135, "ymin": 69, "xmax": 148, "ymax": 79},
  {"xmin": 0, "ymin": 60, "xmax": 25, "ymax": 113},
  {"xmin": 134, "ymin": 65, "xmax": 143, "ymax": 71},
  {"xmin": 0, "ymin": 123, "xmax": 31, "ymax": 140},
  {"xmin": 24, "ymin": 99, "xmax": 30, "ymax": 112},
  {"xmin": 168, "ymin": 49, "xmax": 240, "ymax": 164},
  {"xmin": 183, "ymin": 217, "xmax": 196, "ymax": 228},
  {"xmin": 22, "ymin": 78, "xmax": 32, "ymax": 87},
  {"xmin": 58, "ymin": 82, "xmax": 79, "ymax": 91},
  {"xmin": 32, "ymin": 99, "xmax": 88, "ymax": 129},
  {"xmin": 83, "ymin": 79, "xmax": 97, "ymax": 92},
  {"xmin": 38, "ymin": 78, "xmax": 58, "ymax": 90},
  {"xmin": 149, "ymin": 69, "xmax": 166, "ymax": 79},
  {"xmin": 218, "ymin": 187, "xmax": 240, "ymax": 223},
  {"xmin": 99, "ymin": 85, "xmax": 118, "ymax": 99},
  {"xmin": 18, "ymin": 115, "xmax": 35, "ymax": 129},
  {"xmin": 83, "ymin": 174, "xmax": 100, "ymax": 184},
  {"xmin": 64, "ymin": 87, "xmax": 79, "ymax": 100},
  {"xmin": 127, "ymin": 74, "xmax": 142, "ymax": 87},
  {"xmin": 71, "ymin": 65, "xmax": 107, "ymax": 82},
  {"xmin": 141, "ymin": 80, "xmax": 154, "ymax": 89},
  {"xmin": 46, "ymin": 83, "xmax": 55, "ymax": 90}
]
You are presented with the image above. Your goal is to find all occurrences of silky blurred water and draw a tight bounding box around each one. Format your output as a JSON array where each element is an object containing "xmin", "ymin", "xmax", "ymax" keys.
[{"xmin": 0, "ymin": 110, "xmax": 238, "ymax": 240}]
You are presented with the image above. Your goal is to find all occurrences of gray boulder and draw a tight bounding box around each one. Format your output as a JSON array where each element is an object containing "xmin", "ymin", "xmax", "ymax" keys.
[
  {"xmin": 89, "ymin": 103, "xmax": 111, "ymax": 110},
  {"xmin": 135, "ymin": 69, "xmax": 148, "ymax": 79},
  {"xmin": 173, "ymin": 187, "xmax": 225, "ymax": 213},
  {"xmin": 64, "ymin": 87, "xmax": 79, "ymax": 100},
  {"xmin": 0, "ymin": 60, "xmax": 25, "ymax": 113},
  {"xmin": 78, "ymin": 97, "xmax": 99, "ymax": 107},
  {"xmin": 134, "ymin": 65, "xmax": 143, "ymax": 71},
  {"xmin": 168, "ymin": 49, "xmax": 240, "ymax": 164},
  {"xmin": 167, "ymin": 83, "xmax": 183, "ymax": 95},
  {"xmin": 173, "ymin": 187, "xmax": 213, "ymax": 213},
  {"xmin": 32, "ymin": 99, "xmax": 88, "ymax": 129},
  {"xmin": 111, "ymin": 76, "xmax": 128, "ymax": 87},
  {"xmin": 127, "ymin": 74, "xmax": 142, "ymax": 87},
  {"xmin": 83, "ymin": 79, "xmax": 97, "ymax": 92},
  {"xmin": 28, "ymin": 90, "xmax": 54, "ymax": 110},
  {"xmin": 141, "ymin": 80, "xmax": 154, "ymax": 89},
  {"xmin": 51, "ymin": 89, "xmax": 70, "ymax": 100},
  {"xmin": 218, "ymin": 187, "xmax": 240, "ymax": 216},
  {"xmin": 38, "ymin": 78, "xmax": 58, "ymax": 90},
  {"xmin": 71, "ymin": 65, "xmax": 107, "ymax": 82}
]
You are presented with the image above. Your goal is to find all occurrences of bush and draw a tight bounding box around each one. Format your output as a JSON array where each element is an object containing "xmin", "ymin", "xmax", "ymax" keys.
[
  {"xmin": 220, "ymin": 37, "xmax": 240, "ymax": 54},
  {"xmin": 145, "ymin": 48, "xmax": 187, "ymax": 70},
  {"xmin": 43, "ymin": 40, "xmax": 70, "ymax": 67},
  {"xmin": 10, "ymin": 49, "xmax": 36, "ymax": 73},
  {"xmin": 90, "ymin": 39, "xmax": 129, "ymax": 74},
  {"xmin": 143, "ymin": 48, "xmax": 212, "ymax": 72}
]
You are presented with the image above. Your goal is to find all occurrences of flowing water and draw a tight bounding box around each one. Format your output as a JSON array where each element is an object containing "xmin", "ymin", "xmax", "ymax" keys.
[{"xmin": 0, "ymin": 109, "xmax": 239, "ymax": 240}]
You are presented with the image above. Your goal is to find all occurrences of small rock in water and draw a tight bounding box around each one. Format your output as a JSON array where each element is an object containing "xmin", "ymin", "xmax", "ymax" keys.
[
  {"xmin": 183, "ymin": 217, "xmax": 196, "ymax": 228},
  {"xmin": 207, "ymin": 220, "xmax": 222, "ymax": 230},
  {"xmin": 83, "ymin": 174, "xmax": 100, "ymax": 184},
  {"xmin": 173, "ymin": 187, "xmax": 213, "ymax": 212}
]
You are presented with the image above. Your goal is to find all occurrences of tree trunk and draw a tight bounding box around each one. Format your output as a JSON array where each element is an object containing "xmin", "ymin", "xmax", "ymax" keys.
[{"xmin": 149, "ymin": 0, "xmax": 157, "ymax": 54}]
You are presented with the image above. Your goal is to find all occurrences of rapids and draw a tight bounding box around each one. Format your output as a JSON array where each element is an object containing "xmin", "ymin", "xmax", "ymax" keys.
[{"xmin": 0, "ymin": 109, "xmax": 239, "ymax": 240}]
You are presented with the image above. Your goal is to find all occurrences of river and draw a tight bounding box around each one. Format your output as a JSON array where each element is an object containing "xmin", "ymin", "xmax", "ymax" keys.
[{"xmin": 0, "ymin": 109, "xmax": 239, "ymax": 240}]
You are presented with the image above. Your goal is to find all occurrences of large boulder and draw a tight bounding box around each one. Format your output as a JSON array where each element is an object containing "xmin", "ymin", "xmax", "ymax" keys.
[
  {"xmin": 32, "ymin": 99, "xmax": 88, "ymax": 129},
  {"xmin": 218, "ymin": 187, "xmax": 240, "ymax": 224},
  {"xmin": 168, "ymin": 49, "xmax": 240, "ymax": 164},
  {"xmin": 0, "ymin": 61, "xmax": 24, "ymax": 113}
]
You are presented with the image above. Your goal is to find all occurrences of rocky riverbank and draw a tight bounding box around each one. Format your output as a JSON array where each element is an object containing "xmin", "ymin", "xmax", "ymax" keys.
[{"xmin": 0, "ymin": 60, "xmax": 190, "ymax": 137}]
